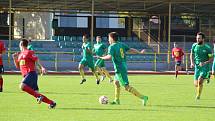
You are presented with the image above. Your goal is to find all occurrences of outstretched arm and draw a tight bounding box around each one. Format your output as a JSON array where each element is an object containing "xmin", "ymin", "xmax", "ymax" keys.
[
  {"xmin": 127, "ymin": 48, "xmax": 145, "ymax": 54},
  {"xmin": 99, "ymin": 55, "xmax": 112, "ymax": 60}
]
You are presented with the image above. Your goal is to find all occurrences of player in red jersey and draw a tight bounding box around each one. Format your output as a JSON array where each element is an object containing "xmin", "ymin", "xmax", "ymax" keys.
[
  {"xmin": 172, "ymin": 42, "xmax": 184, "ymax": 79},
  {"xmin": 12, "ymin": 39, "xmax": 56, "ymax": 108},
  {"xmin": 0, "ymin": 40, "xmax": 6, "ymax": 92}
]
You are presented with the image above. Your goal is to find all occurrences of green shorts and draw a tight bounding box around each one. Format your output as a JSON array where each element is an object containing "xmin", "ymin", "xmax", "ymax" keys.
[
  {"xmin": 194, "ymin": 65, "xmax": 210, "ymax": 81},
  {"xmin": 95, "ymin": 59, "xmax": 105, "ymax": 68},
  {"xmin": 114, "ymin": 71, "xmax": 129, "ymax": 87},
  {"xmin": 79, "ymin": 58, "xmax": 95, "ymax": 71}
]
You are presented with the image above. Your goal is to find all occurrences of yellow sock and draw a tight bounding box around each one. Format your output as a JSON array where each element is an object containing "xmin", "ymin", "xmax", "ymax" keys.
[
  {"xmin": 115, "ymin": 86, "xmax": 120, "ymax": 100},
  {"xmin": 96, "ymin": 67, "xmax": 104, "ymax": 76},
  {"xmin": 196, "ymin": 85, "xmax": 203, "ymax": 97},
  {"xmin": 128, "ymin": 86, "xmax": 143, "ymax": 99},
  {"xmin": 79, "ymin": 68, "xmax": 85, "ymax": 79},
  {"xmin": 92, "ymin": 70, "xmax": 99, "ymax": 80},
  {"xmin": 102, "ymin": 68, "xmax": 112, "ymax": 80}
]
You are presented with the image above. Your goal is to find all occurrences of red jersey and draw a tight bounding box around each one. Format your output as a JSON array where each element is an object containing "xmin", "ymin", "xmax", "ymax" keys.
[
  {"xmin": 0, "ymin": 41, "xmax": 6, "ymax": 65},
  {"xmin": 172, "ymin": 47, "xmax": 184, "ymax": 61},
  {"xmin": 17, "ymin": 49, "xmax": 38, "ymax": 76}
]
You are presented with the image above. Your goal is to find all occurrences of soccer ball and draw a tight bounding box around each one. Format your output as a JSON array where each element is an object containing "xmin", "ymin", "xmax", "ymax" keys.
[{"xmin": 99, "ymin": 96, "xmax": 108, "ymax": 104}]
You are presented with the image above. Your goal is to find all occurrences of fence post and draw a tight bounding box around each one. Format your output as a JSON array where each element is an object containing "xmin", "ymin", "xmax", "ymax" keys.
[
  {"xmin": 167, "ymin": 51, "xmax": 170, "ymax": 70},
  {"xmin": 55, "ymin": 52, "xmax": 58, "ymax": 71},
  {"xmin": 154, "ymin": 53, "xmax": 157, "ymax": 71}
]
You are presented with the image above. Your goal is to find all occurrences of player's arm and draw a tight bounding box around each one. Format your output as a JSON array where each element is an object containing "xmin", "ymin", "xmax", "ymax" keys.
[
  {"xmin": 86, "ymin": 47, "xmax": 93, "ymax": 54},
  {"xmin": 190, "ymin": 50, "xmax": 194, "ymax": 68},
  {"xmin": 99, "ymin": 54, "xmax": 112, "ymax": 60},
  {"xmin": 12, "ymin": 52, "xmax": 20, "ymax": 68},
  {"xmin": 199, "ymin": 54, "xmax": 213, "ymax": 67},
  {"xmin": 181, "ymin": 49, "xmax": 185, "ymax": 57},
  {"xmin": 127, "ymin": 48, "xmax": 145, "ymax": 54},
  {"xmin": 171, "ymin": 49, "xmax": 175, "ymax": 58},
  {"xmin": 36, "ymin": 59, "xmax": 47, "ymax": 75}
]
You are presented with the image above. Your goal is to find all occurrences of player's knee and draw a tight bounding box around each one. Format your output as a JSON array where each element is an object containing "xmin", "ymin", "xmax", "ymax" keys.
[
  {"xmin": 114, "ymin": 81, "xmax": 120, "ymax": 88},
  {"xmin": 78, "ymin": 65, "xmax": 83, "ymax": 70},
  {"xmin": 19, "ymin": 83, "xmax": 25, "ymax": 90}
]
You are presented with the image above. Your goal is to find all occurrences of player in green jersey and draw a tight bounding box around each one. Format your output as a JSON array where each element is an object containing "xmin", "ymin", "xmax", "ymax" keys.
[
  {"xmin": 94, "ymin": 36, "xmax": 113, "ymax": 82},
  {"xmin": 212, "ymin": 38, "xmax": 215, "ymax": 78},
  {"xmin": 190, "ymin": 32, "xmax": 213, "ymax": 100},
  {"xmin": 27, "ymin": 40, "xmax": 34, "ymax": 50},
  {"xmin": 99, "ymin": 32, "xmax": 148, "ymax": 106},
  {"xmin": 79, "ymin": 34, "xmax": 100, "ymax": 85}
]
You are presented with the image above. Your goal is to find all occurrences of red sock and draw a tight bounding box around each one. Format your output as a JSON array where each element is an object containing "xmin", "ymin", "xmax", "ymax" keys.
[
  {"xmin": 22, "ymin": 85, "xmax": 40, "ymax": 98},
  {"xmin": 22, "ymin": 85, "xmax": 53, "ymax": 105},
  {"xmin": 0, "ymin": 77, "xmax": 3, "ymax": 89},
  {"xmin": 41, "ymin": 94, "xmax": 54, "ymax": 104}
]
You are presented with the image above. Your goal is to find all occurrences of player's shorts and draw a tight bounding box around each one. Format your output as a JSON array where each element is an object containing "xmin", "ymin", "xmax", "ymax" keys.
[
  {"xmin": 22, "ymin": 71, "xmax": 39, "ymax": 91},
  {"xmin": 114, "ymin": 71, "xmax": 129, "ymax": 87},
  {"xmin": 194, "ymin": 65, "xmax": 210, "ymax": 81},
  {"xmin": 175, "ymin": 61, "xmax": 181, "ymax": 66},
  {"xmin": 0, "ymin": 65, "xmax": 4, "ymax": 74},
  {"xmin": 95, "ymin": 59, "xmax": 105, "ymax": 68},
  {"xmin": 79, "ymin": 58, "xmax": 95, "ymax": 71}
]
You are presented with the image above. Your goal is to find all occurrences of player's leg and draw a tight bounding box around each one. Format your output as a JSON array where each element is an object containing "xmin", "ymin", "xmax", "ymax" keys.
[
  {"xmin": 175, "ymin": 61, "xmax": 181, "ymax": 79},
  {"xmin": 0, "ymin": 65, "xmax": 4, "ymax": 92},
  {"xmin": 194, "ymin": 67, "xmax": 202, "ymax": 100},
  {"xmin": 79, "ymin": 59, "xmax": 87, "ymax": 84},
  {"xmin": 101, "ymin": 67, "xmax": 113, "ymax": 82},
  {"xmin": 175, "ymin": 64, "xmax": 178, "ymax": 78},
  {"xmin": 196, "ymin": 67, "xmax": 210, "ymax": 99},
  {"xmin": 118, "ymin": 72, "xmax": 148, "ymax": 105},
  {"xmin": 95, "ymin": 66, "xmax": 105, "ymax": 81},
  {"xmin": 90, "ymin": 66, "xmax": 100, "ymax": 84},
  {"xmin": 110, "ymin": 74, "xmax": 121, "ymax": 105},
  {"xmin": 20, "ymin": 72, "xmax": 56, "ymax": 108},
  {"xmin": 95, "ymin": 59, "xmax": 106, "ymax": 81},
  {"xmin": 111, "ymin": 81, "xmax": 121, "ymax": 104}
]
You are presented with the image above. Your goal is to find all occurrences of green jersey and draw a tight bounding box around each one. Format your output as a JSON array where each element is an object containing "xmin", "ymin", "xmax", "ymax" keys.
[
  {"xmin": 82, "ymin": 42, "xmax": 93, "ymax": 60},
  {"xmin": 94, "ymin": 42, "xmax": 107, "ymax": 56},
  {"xmin": 212, "ymin": 45, "xmax": 215, "ymax": 72},
  {"xmin": 27, "ymin": 44, "xmax": 34, "ymax": 50},
  {"xmin": 191, "ymin": 43, "xmax": 212, "ymax": 65},
  {"xmin": 108, "ymin": 42, "xmax": 130, "ymax": 73}
]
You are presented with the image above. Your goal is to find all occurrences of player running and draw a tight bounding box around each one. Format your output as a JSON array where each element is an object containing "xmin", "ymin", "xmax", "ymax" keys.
[
  {"xmin": 12, "ymin": 39, "xmax": 56, "ymax": 108},
  {"xmin": 99, "ymin": 32, "xmax": 148, "ymax": 106},
  {"xmin": 79, "ymin": 34, "xmax": 100, "ymax": 84},
  {"xmin": 94, "ymin": 36, "xmax": 113, "ymax": 82},
  {"xmin": 0, "ymin": 40, "xmax": 6, "ymax": 92},
  {"xmin": 172, "ymin": 42, "xmax": 184, "ymax": 79},
  {"xmin": 212, "ymin": 38, "xmax": 215, "ymax": 79},
  {"xmin": 190, "ymin": 32, "xmax": 213, "ymax": 100}
]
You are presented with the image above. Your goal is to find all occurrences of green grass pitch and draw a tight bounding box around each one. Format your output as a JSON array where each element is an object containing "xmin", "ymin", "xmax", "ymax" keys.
[{"xmin": 0, "ymin": 74, "xmax": 215, "ymax": 121}]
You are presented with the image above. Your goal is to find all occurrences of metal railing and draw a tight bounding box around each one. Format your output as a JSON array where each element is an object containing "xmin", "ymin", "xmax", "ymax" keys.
[{"xmin": 4, "ymin": 51, "xmax": 199, "ymax": 72}]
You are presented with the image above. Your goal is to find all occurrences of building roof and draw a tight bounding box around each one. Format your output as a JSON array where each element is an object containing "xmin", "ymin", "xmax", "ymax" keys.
[{"xmin": 1, "ymin": 0, "xmax": 215, "ymax": 15}]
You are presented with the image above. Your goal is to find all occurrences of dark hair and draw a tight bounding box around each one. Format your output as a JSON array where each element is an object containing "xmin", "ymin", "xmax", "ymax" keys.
[
  {"xmin": 197, "ymin": 32, "xmax": 205, "ymax": 39},
  {"xmin": 20, "ymin": 39, "xmax": 28, "ymax": 47},
  {"xmin": 109, "ymin": 32, "xmax": 119, "ymax": 41},
  {"xmin": 83, "ymin": 34, "xmax": 88, "ymax": 38}
]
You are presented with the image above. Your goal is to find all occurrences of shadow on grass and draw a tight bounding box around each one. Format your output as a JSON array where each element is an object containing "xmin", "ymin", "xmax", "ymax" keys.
[
  {"xmin": 57, "ymin": 107, "xmax": 158, "ymax": 112},
  {"xmin": 154, "ymin": 104, "xmax": 215, "ymax": 109}
]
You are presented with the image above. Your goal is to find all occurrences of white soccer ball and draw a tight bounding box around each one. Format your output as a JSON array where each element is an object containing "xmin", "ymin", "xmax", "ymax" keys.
[{"xmin": 99, "ymin": 96, "xmax": 108, "ymax": 104}]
